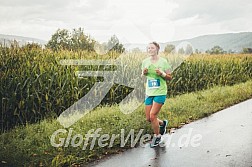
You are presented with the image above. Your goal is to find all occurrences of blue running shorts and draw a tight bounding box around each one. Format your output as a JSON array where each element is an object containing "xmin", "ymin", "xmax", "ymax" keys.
[{"xmin": 145, "ymin": 95, "xmax": 166, "ymax": 105}]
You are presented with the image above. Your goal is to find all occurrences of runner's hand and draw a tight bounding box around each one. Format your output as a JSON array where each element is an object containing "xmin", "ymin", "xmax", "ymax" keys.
[
  {"xmin": 142, "ymin": 68, "xmax": 148, "ymax": 75},
  {"xmin": 155, "ymin": 68, "xmax": 162, "ymax": 76}
]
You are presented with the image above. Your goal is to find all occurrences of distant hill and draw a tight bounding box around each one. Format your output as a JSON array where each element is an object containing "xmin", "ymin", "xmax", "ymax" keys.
[
  {"xmin": 124, "ymin": 32, "xmax": 252, "ymax": 53},
  {"xmin": 0, "ymin": 34, "xmax": 46, "ymax": 46},
  {"xmin": 1, "ymin": 32, "xmax": 252, "ymax": 53}
]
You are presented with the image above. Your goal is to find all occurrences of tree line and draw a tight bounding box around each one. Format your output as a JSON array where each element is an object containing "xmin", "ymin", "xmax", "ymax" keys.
[
  {"xmin": 163, "ymin": 44, "xmax": 252, "ymax": 54},
  {"xmin": 4, "ymin": 27, "xmax": 251, "ymax": 54},
  {"xmin": 45, "ymin": 27, "xmax": 125, "ymax": 53}
]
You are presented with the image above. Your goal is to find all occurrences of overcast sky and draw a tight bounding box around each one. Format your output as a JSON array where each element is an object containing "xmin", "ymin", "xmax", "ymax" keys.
[{"xmin": 0, "ymin": 0, "xmax": 252, "ymax": 43}]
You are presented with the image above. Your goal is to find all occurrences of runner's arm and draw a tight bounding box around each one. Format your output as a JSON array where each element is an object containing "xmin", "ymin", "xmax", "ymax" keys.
[{"xmin": 162, "ymin": 69, "xmax": 172, "ymax": 81}]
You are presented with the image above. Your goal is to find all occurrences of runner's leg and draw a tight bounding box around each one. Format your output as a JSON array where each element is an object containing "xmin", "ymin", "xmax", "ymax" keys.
[
  {"xmin": 150, "ymin": 102, "xmax": 163, "ymax": 135},
  {"xmin": 145, "ymin": 105, "xmax": 152, "ymax": 122}
]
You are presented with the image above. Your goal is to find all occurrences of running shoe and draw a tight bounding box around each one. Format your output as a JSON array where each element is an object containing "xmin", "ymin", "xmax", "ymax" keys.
[
  {"xmin": 150, "ymin": 134, "xmax": 161, "ymax": 148},
  {"xmin": 159, "ymin": 120, "xmax": 168, "ymax": 135}
]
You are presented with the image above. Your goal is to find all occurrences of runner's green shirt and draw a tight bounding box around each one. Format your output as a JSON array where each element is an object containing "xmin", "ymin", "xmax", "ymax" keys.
[{"xmin": 141, "ymin": 57, "xmax": 171, "ymax": 96}]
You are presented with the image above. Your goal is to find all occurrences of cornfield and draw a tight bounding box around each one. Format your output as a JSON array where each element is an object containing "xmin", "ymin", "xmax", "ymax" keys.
[{"xmin": 0, "ymin": 45, "xmax": 252, "ymax": 131}]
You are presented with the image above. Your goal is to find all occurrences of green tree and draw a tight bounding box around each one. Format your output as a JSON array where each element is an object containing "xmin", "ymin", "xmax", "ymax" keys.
[
  {"xmin": 94, "ymin": 42, "xmax": 108, "ymax": 55},
  {"xmin": 164, "ymin": 44, "xmax": 175, "ymax": 54},
  {"xmin": 195, "ymin": 49, "xmax": 201, "ymax": 54},
  {"xmin": 71, "ymin": 27, "xmax": 95, "ymax": 51},
  {"xmin": 46, "ymin": 29, "xmax": 71, "ymax": 52},
  {"xmin": 107, "ymin": 35, "xmax": 125, "ymax": 53},
  {"xmin": 178, "ymin": 48, "xmax": 185, "ymax": 54},
  {"xmin": 46, "ymin": 28, "xmax": 95, "ymax": 52},
  {"xmin": 242, "ymin": 48, "xmax": 252, "ymax": 54},
  {"xmin": 185, "ymin": 44, "xmax": 193, "ymax": 55},
  {"xmin": 208, "ymin": 45, "xmax": 226, "ymax": 54}
]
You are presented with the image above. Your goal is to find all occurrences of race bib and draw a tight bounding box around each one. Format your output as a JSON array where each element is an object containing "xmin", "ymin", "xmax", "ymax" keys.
[{"xmin": 148, "ymin": 79, "xmax": 160, "ymax": 89}]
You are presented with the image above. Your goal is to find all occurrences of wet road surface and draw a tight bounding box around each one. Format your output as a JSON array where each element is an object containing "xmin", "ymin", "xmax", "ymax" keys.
[{"xmin": 88, "ymin": 99, "xmax": 252, "ymax": 167}]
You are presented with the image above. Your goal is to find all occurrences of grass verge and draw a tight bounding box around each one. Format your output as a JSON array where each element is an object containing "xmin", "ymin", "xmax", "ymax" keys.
[{"xmin": 1, "ymin": 80, "xmax": 252, "ymax": 167}]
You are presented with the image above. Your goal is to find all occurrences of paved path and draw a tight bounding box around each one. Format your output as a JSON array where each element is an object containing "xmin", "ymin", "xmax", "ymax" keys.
[{"xmin": 88, "ymin": 99, "xmax": 252, "ymax": 167}]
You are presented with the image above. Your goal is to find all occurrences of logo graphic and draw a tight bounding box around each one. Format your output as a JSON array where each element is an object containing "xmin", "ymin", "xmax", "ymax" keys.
[
  {"xmin": 57, "ymin": 20, "xmax": 193, "ymax": 128},
  {"xmin": 58, "ymin": 56, "xmax": 145, "ymax": 128}
]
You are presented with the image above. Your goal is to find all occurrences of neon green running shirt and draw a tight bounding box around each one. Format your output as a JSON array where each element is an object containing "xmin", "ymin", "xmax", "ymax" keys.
[{"xmin": 141, "ymin": 57, "xmax": 171, "ymax": 96}]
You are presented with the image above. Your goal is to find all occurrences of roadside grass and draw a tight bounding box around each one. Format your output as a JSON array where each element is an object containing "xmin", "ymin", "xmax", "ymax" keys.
[{"xmin": 1, "ymin": 80, "xmax": 252, "ymax": 166}]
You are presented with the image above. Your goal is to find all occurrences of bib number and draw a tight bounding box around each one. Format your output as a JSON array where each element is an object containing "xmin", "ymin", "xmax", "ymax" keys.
[{"xmin": 148, "ymin": 79, "xmax": 160, "ymax": 89}]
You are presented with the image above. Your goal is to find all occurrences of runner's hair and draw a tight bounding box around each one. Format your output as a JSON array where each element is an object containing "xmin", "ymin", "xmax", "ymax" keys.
[{"xmin": 149, "ymin": 41, "xmax": 160, "ymax": 54}]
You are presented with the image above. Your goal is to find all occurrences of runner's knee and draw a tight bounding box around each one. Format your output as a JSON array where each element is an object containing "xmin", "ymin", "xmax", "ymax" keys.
[{"xmin": 150, "ymin": 113, "xmax": 156, "ymax": 122}]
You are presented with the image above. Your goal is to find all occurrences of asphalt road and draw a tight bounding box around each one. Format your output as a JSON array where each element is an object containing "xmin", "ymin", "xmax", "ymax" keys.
[{"xmin": 88, "ymin": 99, "xmax": 252, "ymax": 167}]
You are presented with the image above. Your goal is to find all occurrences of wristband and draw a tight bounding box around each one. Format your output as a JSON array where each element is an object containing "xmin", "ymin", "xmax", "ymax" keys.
[{"xmin": 161, "ymin": 71, "xmax": 166, "ymax": 77}]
